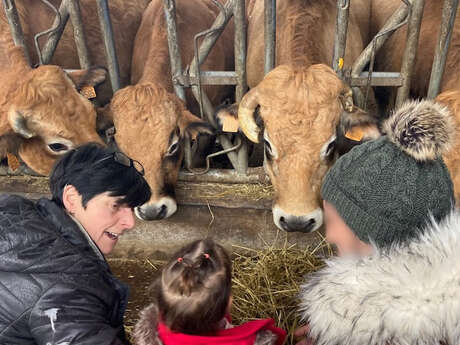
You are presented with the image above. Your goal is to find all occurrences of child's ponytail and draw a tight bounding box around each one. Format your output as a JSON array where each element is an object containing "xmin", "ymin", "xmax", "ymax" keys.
[{"xmin": 156, "ymin": 239, "xmax": 232, "ymax": 334}]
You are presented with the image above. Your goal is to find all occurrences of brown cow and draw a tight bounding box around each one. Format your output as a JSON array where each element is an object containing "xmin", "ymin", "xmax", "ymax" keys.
[
  {"xmin": 435, "ymin": 90, "xmax": 460, "ymax": 203},
  {"xmin": 1, "ymin": 0, "xmax": 150, "ymax": 105},
  {"xmin": 0, "ymin": 39, "xmax": 106, "ymax": 175},
  {"xmin": 107, "ymin": 0, "xmax": 234, "ymax": 220},
  {"xmin": 217, "ymin": 0, "xmax": 375, "ymax": 232},
  {"xmin": 246, "ymin": 0, "xmax": 371, "ymax": 87},
  {"xmin": 237, "ymin": 64, "xmax": 379, "ymax": 232}
]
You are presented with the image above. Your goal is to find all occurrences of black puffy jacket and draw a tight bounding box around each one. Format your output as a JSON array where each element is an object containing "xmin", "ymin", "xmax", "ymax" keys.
[{"xmin": 0, "ymin": 194, "xmax": 130, "ymax": 345}]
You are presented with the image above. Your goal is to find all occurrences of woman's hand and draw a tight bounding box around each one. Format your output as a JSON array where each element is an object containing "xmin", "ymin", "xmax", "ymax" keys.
[{"xmin": 294, "ymin": 324, "xmax": 315, "ymax": 345}]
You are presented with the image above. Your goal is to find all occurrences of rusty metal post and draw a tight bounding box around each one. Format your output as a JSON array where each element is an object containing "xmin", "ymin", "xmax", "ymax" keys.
[
  {"xmin": 2, "ymin": 0, "xmax": 31, "ymax": 65},
  {"xmin": 68, "ymin": 0, "xmax": 90, "ymax": 69},
  {"xmin": 40, "ymin": 0, "xmax": 69, "ymax": 65},
  {"xmin": 234, "ymin": 0, "xmax": 248, "ymax": 174},
  {"xmin": 96, "ymin": 0, "xmax": 121, "ymax": 92},
  {"xmin": 332, "ymin": 0, "xmax": 349, "ymax": 77},
  {"xmin": 163, "ymin": 0, "xmax": 192, "ymax": 168},
  {"xmin": 427, "ymin": 0, "xmax": 459, "ymax": 99},
  {"xmin": 264, "ymin": 0, "xmax": 276, "ymax": 74},
  {"xmin": 396, "ymin": 0, "xmax": 425, "ymax": 106}
]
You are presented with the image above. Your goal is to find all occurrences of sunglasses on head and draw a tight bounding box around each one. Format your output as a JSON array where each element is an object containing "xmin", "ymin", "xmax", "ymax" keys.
[{"xmin": 92, "ymin": 151, "xmax": 145, "ymax": 176}]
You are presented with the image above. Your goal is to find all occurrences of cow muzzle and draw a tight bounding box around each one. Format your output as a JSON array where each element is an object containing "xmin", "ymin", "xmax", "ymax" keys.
[
  {"xmin": 134, "ymin": 196, "xmax": 177, "ymax": 221},
  {"xmin": 272, "ymin": 206, "xmax": 323, "ymax": 233}
]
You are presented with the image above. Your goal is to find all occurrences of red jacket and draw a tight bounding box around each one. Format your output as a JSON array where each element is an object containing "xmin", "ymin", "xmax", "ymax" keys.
[{"xmin": 133, "ymin": 303, "xmax": 286, "ymax": 345}]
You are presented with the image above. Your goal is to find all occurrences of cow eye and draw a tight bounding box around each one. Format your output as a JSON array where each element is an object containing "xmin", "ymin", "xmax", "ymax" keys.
[
  {"xmin": 166, "ymin": 141, "xmax": 179, "ymax": 156},
  {"xmin": 48, "ymin": 143, "xmax": 69, "ymax": 153}
]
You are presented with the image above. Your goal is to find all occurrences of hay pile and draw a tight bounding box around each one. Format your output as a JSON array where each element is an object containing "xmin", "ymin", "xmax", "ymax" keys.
[
  {"xmin": 231, "ymin": 236, "xmax": 332, "ymax": 344},
  {"xmin": 116, "ymin": 235, "xmax": 332, "ymax": 345}
]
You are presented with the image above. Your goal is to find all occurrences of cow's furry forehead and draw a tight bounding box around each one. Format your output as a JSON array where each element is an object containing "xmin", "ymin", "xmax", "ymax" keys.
[
  {"xmin": 111, "ymin": 83, "xmax": 181, "ymax": 128},
  {"xmin": 259, "ymin": 64, "xmax": 346, "ymax": 113}
]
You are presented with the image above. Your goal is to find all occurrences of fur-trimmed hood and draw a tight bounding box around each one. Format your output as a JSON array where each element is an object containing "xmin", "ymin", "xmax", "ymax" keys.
[
  {"xmin": 133, "ymin": 303, "xmax": 281, "ymax": 345},
  {"xmin": 299, "ymin": 210, "xmax": 460, "ymax": 345}
]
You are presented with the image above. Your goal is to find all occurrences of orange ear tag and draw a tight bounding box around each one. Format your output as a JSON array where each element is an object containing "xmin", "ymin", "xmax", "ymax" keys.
[
  {"xmin": 344, "ymin": 127, "xmax": 365, "ymax": 141},
  {"xmin": 80, "ymin": 86, "xmax": 97, "ymax": 99},
  {"xmin": 222, "ymin": 115, "xmax": 239, "ymax": 133},
  {"xmin": 7, "ymin": 153, "xmax": 20, "ymax": 172}
]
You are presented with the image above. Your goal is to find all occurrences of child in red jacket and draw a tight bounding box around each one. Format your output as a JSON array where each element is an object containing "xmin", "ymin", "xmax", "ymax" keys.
[{"xmin": 133, "ymin": 239, "xmax": 286, "ymax": 345}]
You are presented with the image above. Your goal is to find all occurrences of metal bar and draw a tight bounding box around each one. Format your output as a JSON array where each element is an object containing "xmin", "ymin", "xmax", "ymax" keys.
[
  {"xmin": 68, "ymin": 0, "xmax": 90, "ymax": 69},
  {"xmin": 264, "ymin": 0, "xmax": 276, "ymax": 74},
  {"xmin": 332, "ymin": 0, "xmax": 349, "ymax": 76},
  {"xmin": 189, "ymin": 0, "xmax": 234, "ymax": 88},
  {"xmin": 96, "ymin": 0, "xmax": 121, "ymax": 92},
  {"xmin": 186, "ymin": 0, "xmax": 241, "ymax": 170},
  {"xmin": 162, "ymin": 0, "xmax": 191, "ymax": 169},
  {"xmin": 2, "ymin": 0, "xmax": 31, "ymax": 65},
  {"xmin": 427, "ymin": 0, "xmax": 459, "ymax": 99},
  {"xmin": 396, "ymin": 0, "xmax": 425, "ymax": 106},
  {"xmin": 38, "ymin": 0, "xmax": 67, "ymax": 65},
  {"xmin": 175, "ymin": 71, "xmax": 238, "ymax": 86},
  {"xmin": 349, "ymin": 72, "xmax": 403, "ymax": 87},
  {"xmin": 235, "ymin": 0, "xmax": 248, "ymax": 174},
  {"xmin": 163, "ymin": 0, "xmax": 186, "ymax": 101}
]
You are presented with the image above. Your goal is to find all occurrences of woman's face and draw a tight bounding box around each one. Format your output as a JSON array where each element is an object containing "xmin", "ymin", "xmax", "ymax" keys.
[
  {"xmin": 63, "ymin": 186, "xmax": 136, "ymax": 255},
  {"xmin": 323, "ymin": 200, "xmax": 373, "ymax": 257}
]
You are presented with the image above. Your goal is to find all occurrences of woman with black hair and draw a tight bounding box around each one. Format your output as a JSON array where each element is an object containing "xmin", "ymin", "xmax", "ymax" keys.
[{"xmin": 0, "ymin": 142, "xmax": 151, "ymax": 345}]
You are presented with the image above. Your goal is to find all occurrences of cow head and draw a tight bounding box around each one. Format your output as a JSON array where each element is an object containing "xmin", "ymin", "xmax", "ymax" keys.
[
  {"xmin": 4, "ymin": 48, "xmax": 107, "ymax": 175},
  {"xmin": 236, "ymin": 64, "xmax": 380, "ymax": 233},
  {"xmin": 110, "ymin": 83, "xmax": 214, "ymax": 221}
]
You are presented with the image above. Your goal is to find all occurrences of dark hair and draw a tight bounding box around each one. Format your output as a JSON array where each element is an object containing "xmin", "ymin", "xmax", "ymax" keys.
[
  {"xmin": 156, "ymin": 239, "xmax": 232, "ymax": 335},
  {"xmin": 49, "ymin": 142, "xmax": 151, "ymax": 208}
]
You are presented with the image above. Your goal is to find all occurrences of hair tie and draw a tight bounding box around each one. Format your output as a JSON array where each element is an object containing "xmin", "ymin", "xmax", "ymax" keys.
[
  {"xmin": 177, "ymin": 257, "xmax": 183, "ymax": 263},
  {"xmin": 203, "ymin": 253, "xmax": 210, "ymax": 259}
]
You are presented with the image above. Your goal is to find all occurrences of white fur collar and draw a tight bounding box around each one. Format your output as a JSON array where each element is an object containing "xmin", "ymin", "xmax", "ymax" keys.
[{"xmin": 299, "ymin": 211, "xmax": 460, "ymax": 345}]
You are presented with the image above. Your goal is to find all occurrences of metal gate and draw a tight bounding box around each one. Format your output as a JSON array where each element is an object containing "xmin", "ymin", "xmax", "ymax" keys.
[{"xmin": 3, "ymin": 0, "xmax": 458, "ymax": 181}]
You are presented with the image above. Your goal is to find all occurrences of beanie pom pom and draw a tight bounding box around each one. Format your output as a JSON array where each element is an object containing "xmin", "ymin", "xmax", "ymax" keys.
[{"xmin": 383, "ymin": 99, "xmax": 455, "ymax": 161}]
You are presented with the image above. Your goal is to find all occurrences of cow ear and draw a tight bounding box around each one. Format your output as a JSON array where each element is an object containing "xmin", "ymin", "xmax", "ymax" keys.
[
  {"xmin": 214, "ymin": 103, "xmax": 240, "ymax": 133},
  {"xmin": 178, "ymin": 110, "xmax": 215, "ymax": 140},
  {"xmin": 66, "ymin": 66, "xmax": 108, "ymax": 90},
  {"xmin": 8, "ymin": 108, "xmax": 35, "ymax": 139},
  {"xmin": 338, "ymin": 107, "xmax": 381, "ymax": 142}
]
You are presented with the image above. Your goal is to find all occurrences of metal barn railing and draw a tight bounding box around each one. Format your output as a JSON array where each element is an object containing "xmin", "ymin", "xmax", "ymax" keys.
[
  {"xmin": 333, "ymin": 0, "xmax": 459, "ymax": 108},
  {"xmin": 2, "ymin": 0, "xmax": 121, "ymax": 94},
  {"xmin": 3, "ymin": 0, "xmax": 458, "ymax": 182}
]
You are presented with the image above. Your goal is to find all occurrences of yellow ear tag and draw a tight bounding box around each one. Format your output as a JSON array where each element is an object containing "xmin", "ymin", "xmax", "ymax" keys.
[
  {"xmin": 344, "ymin": 127, "xmax": 365, "ymax": 141},
  {"xmin": 222, "ymin": 115, "xmax": 239, "ymax": 133},
  {"xmin": 7, "ymin": 153, "xmax": 20, "ymax": 172},
  {"xmin": 338, "ymin": 57, "xmax": 344, "ymax": 70},
  {"xmin": 80, "ymin": 86, "xmax": 97, "ymax": 99}
]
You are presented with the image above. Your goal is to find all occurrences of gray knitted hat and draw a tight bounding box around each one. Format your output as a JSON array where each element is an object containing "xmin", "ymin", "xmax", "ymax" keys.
[{"xmin": 321, "ymin": 99, "xmax": 455, "ymax": 248}]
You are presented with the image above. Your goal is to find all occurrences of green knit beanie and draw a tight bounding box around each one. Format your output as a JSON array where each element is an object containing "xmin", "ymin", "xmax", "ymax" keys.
[{"xmin": 321, "ymin": 99, "xmax": 455, "ymax": 248}]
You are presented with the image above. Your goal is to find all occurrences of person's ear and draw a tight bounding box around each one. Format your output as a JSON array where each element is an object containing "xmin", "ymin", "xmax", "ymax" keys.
[{"xmin": 62, "ymin": 185, "xmax": 81, "ymax": 214}]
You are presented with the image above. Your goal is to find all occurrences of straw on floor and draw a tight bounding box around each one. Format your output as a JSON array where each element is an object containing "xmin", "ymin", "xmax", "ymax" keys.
[{"xmin": 115, "ymin": 234, "xmax": 332, "ymax": 345}]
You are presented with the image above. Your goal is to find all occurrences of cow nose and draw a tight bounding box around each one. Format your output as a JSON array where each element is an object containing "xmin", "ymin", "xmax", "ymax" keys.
[
  {"xmin": 134, "ymin": 197, "xmax": 177, "ymax": 221},
  {"xmin": 272, "ymin": 205, "xmax": 323, "ymax": 233},
  {"xmin": 279, "ymin": 216, "xmax": 316, "ymax": 233}
]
